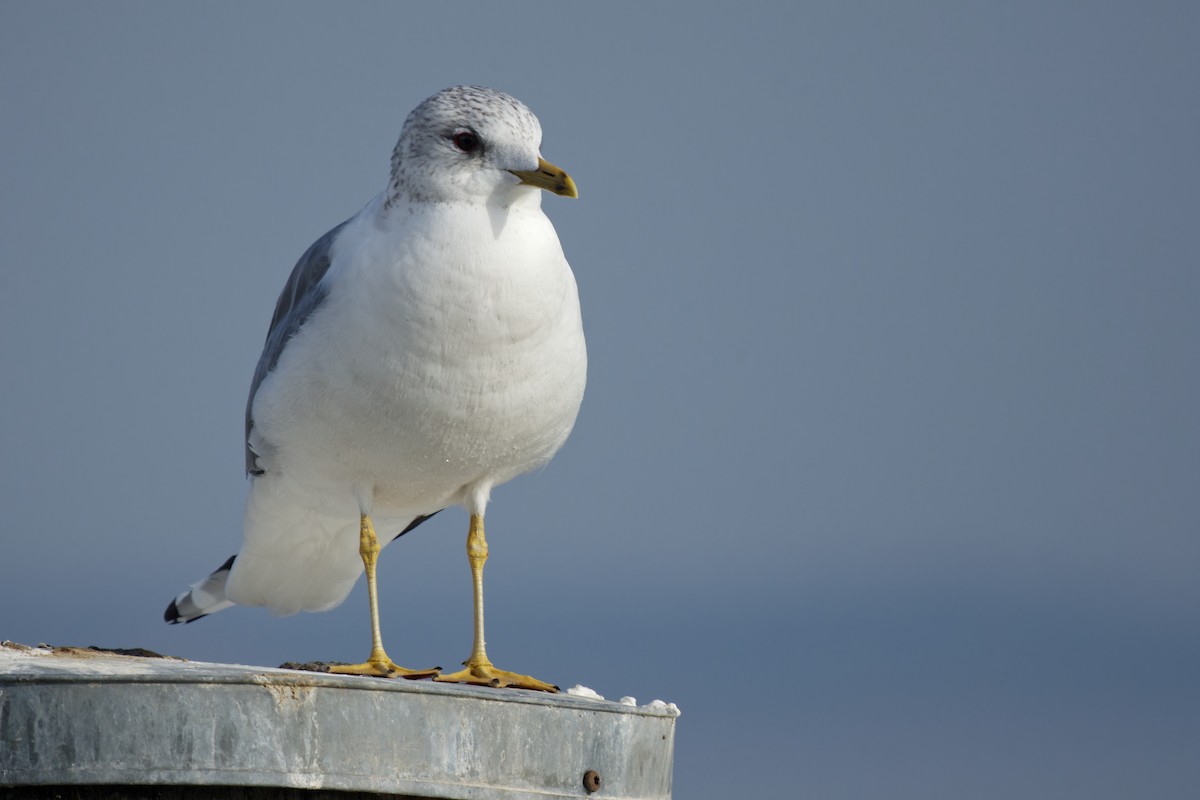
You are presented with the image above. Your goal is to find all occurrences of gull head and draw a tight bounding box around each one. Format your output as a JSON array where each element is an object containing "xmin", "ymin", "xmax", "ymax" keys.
[{"xmin": 388, "ymin": 86, "xmax": 577, "ymax": 206}]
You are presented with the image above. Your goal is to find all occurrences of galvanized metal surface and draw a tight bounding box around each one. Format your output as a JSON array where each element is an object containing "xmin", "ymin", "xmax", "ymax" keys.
[{"xmin": 0, "ymin": 643, "xmax": 678, "ymax": 800}]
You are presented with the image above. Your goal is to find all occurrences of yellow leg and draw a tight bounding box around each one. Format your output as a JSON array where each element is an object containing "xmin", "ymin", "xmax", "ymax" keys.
[
  {"xmin": 435, "ymin": 514, "xmax": 557, "ymax": 692},
  {"xmin": 330, "ymin": 514, "xmax": 440, "ymax": 679}
]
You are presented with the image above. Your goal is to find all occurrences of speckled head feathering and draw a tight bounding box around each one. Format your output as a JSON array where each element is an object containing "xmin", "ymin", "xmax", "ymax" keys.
[{"xmin": 388, "ymin": 85, "xmax": 545, "ymax": 205}]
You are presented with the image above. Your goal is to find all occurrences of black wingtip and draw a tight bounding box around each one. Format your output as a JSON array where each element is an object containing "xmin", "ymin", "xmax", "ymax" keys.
[
  {"xmin": 164, "ymin": 599, "xmax": 206, "ymax": 624},
  {"xmin": 393, "ymin": 509, "xmax": 443, "ymax": 541},
  {"xmin": 164, "ymin": 554, "xmax": 236, "ymax": 625},
  {"xmin": 164, "ymin": 600, "xmax": 210, "ymax": 625}
]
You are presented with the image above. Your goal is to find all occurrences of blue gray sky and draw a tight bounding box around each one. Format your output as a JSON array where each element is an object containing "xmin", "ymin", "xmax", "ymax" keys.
[{"xmin": 2, "ymin": 3, "xmax": 1198, "ymax": 797}]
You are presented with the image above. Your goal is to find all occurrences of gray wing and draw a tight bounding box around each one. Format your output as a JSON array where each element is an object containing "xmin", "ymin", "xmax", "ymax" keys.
[{"xmin": 245, "ymin": 219, "xmax": 351, "ymax": 475}]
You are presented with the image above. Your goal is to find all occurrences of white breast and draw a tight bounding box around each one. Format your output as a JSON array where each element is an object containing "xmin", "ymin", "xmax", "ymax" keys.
[{"xmin": 249, "ymin": 193, "xmax": 588, "ymax": 515}]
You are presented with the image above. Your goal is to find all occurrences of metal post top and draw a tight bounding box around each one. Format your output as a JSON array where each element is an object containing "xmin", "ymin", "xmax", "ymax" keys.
[{"xmin": 0, "ymin": 642, "xmax": 678, "ymax": 800}]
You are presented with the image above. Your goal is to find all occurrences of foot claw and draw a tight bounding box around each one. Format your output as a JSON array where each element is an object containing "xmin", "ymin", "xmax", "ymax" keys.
[
  {"xmin": 329, "ymin": 660, "xmax": 440, "ymax": 680},
  {"xmin": 434, "ymin": 662, "xmax": 557, "ymax": 692}
]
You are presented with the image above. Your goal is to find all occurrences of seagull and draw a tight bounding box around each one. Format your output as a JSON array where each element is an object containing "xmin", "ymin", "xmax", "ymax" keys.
[{"xmin": 165, "ymin": 86, "xmax": 586, "ymax": 692}]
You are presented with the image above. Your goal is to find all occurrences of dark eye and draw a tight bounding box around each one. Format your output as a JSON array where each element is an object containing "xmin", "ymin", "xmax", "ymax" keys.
[{"xmin": 452, "ymin": 130, "xmax": 479, "ymax": 152}]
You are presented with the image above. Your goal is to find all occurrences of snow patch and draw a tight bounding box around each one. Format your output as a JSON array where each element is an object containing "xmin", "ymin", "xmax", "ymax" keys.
[
  {"xmin": 641, "ymin": 699, "xmax": 681, "ymax": 716},
  {"xmin": 565, "ymin": 684, "xmax": 605, "ymax": 701}
]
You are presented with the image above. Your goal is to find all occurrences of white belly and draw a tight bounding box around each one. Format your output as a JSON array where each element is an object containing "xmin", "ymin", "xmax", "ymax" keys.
[{"xmin": 228, "ymin": 198, "xmax": 586, "ymax": 614}]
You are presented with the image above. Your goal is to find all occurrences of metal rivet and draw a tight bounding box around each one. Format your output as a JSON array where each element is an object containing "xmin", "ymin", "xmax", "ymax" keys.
[{"xmin": 583, "ymin": 769, "xmax": 602, "ymax": 793}]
